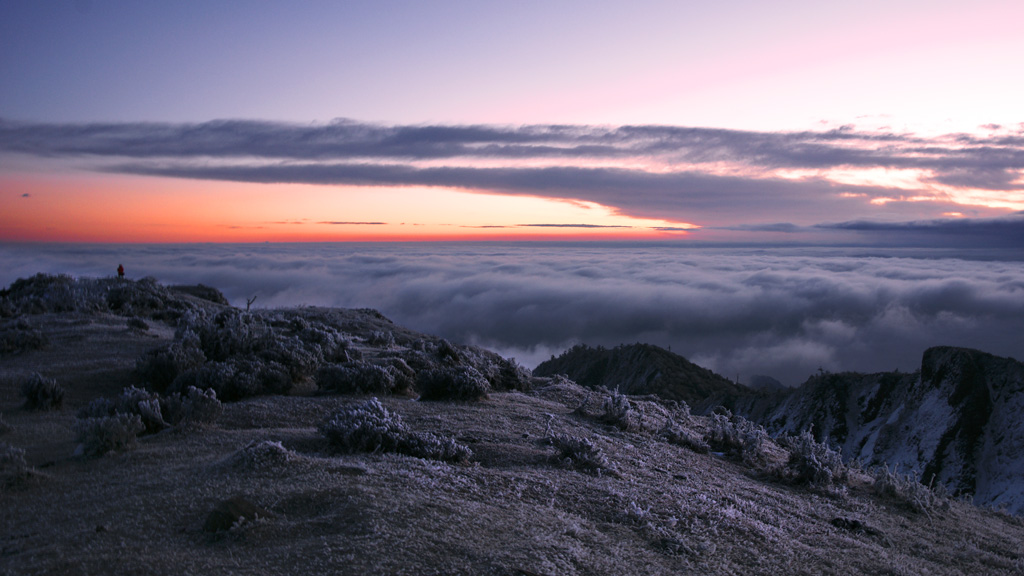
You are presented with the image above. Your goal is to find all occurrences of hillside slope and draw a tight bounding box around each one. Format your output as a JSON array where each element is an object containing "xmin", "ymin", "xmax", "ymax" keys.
[{"xmin": 2, "ymin": 276, "xmax": 1024, "ymax": 574}]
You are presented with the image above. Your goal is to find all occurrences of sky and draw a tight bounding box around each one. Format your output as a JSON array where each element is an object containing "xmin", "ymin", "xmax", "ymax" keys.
[{"xmin": 2, "ymin": 0, "xmax": 1024, "ymax": 244}]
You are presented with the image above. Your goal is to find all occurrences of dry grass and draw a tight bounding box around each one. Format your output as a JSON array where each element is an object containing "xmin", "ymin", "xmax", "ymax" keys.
[{"xmin": 2, "ymin": 311, "xmax": 1024, "ymax": 575}]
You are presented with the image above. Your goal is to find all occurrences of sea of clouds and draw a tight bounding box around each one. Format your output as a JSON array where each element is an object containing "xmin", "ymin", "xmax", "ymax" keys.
[{"xmin": 2, "ymin": 242, "xmax": 1022, "ymax": 385}]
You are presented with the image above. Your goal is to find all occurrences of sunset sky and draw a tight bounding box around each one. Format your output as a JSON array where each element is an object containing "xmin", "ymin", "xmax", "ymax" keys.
[{"xmin": 2, "ymin": 0, "xmax": 1023, "ymax": 244}]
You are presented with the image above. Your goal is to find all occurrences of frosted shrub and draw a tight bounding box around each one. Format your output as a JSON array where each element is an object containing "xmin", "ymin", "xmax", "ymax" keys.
[
  {"xmin": 705, "ymin": 412, "xmax": 772, "ymax": 468},
  {"xmin": 373, "ymin": 358, "xmax": 416, "ymax": 393},
  {"xmin": 171, "ymin": 357, "xmax": 290, "ymax": 401},
  {"xmin": 232, "ymin": 440, "xmax": 294, "ymax": 470},
  {"xmin": 871, "ymin": 464, "xmax": 949, "ymax": 514},
  {"xmin": 600, "ymin": 389, "xmax": 638, "ymax": 431},
  {"xmin": 319, "ymin": 398, "xmax": 471, "ymax": 463},
  {"xmin": 548, "ymin": 433, "xmax": 612, "ymax": 475},
  {"xmin": 491, "ymin": 356, "xmax": 532, "ymax": 392},
  {"xmin": 116, "ymin": 386, "xmax": 168, "ymax": 433},
  {"xmin": 179, "ymin": 386, "xmax": 223, "ymax": 425},
  {"xmin": 135, "ymin": 330, "xmax": 207, "ymax": 392},
  {"xmin": 74, "ymin": 413, "xmax": 145, "ymax": 457},
  {"xmin": 779, "ymin": 430, "xmax": 848, "ymax": 487},
  {"xmin": 660, "ymin": 419, "xmax": 710, "ymax": 454},
  {"xmin": 20, "ymin": 373, "xmax": 64, "ymax": 411},
  {"xmin": 417, "ymin": 366, "xmax": 490, "ymax": 401},
  {"xmin": 367, "ymin": 330, "xmax": 396, "ymax": 348},
  {"xmin": 316, "ymin": 363, "xmax": 396, "ymax": 395},
  {"xmin": 0, "ymin": 318, "xmax": 48, "ymax": 354},
  {"xmin": 161, "ymin": 385, "xmax": 222, "ymax": 426}
]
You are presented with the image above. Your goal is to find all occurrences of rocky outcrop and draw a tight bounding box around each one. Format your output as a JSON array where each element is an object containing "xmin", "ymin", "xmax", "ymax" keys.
[{"xmin": 734, "ymin": 347, "xmax": 1024, "ymax": 513}]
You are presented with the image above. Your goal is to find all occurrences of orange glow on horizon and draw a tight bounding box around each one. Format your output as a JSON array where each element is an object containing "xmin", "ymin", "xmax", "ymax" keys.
[{"xmin": 0, "ymin": 172, "xmax": 696, "ymax": 243}]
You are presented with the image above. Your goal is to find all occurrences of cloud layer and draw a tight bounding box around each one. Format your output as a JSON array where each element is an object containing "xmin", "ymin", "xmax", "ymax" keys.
[
  {"xmin": 3, "ymin": 243, "xmax": 1022, "ymax": 385},
  {"xmin": 3, "ymin": 118, "xmax": 1023, "ymax": 239}
]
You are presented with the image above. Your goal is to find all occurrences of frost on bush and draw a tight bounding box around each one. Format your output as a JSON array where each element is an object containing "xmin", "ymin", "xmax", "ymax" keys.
[
  {"xmin": 114, "ymin": 386, "xmax": 168, "ymax": 433},
  {"xmin": 704, "ymin": 412, "xmax": 773, "ymax": 468},
  {"xmin": 1, "ymin": 441, "xmax": 29, "ymax": 486},
  {"xmin": 20, "ymin": 373, "xmax": 64, "ymax": 411},
  {"xmin": 660, "ymin": 419, "xmax": 710, "ymax": 454},
  {"xmin": 372, "ymin": 358, "xmax": 416, "ymax": 394},
  {"xmin": 548, "ymin": 433, "xmax": 612, "ymax": 476},
  {"xmin": 230, "ymin": 440, "xmax": 294, "ymax": 470},
  {"xmin": 367, "ymin": 330, "xmax": 395, "ymax": 348},
  {"xmin": 177, "ymin": 386, "xmax": 223, "ymax": 425},
  {"xmin": 1, "ymin": 274, "xmax": 188, "ymax": 317},
  {"xmin": 778, "ymin": 430, "xmax": 848, "ymax": 487},
  {"xmin": 1, "ymin": 274, "xmax": 103, "ymax": 314},
  {"xmin": 79, "ymin": 385, "xmax": 221, "ymax": 439},
  {"xmin": 0, "ymin": 318, "xmax": 48, "ymax": 354},
  {"xmin": 600, "ymin": 389, "xmax": 638, "ymax": 431},
  {"xmin": 319, "ymin": 398, "xmax": 471, "ymax": 463},
  {"xmin": 316, "ymin": 362, "xmax": 396, "ymax": 395},
  {"xmin": 489, "ymin": 356, "xmax": 532, "ymax": 392},
  {"xmin": 171, "ymin": 358, "xmax": 288, "ymax": 401},
  {"xmin": 417, "ymin": 366, "xmax": 490, "ymax": 401},
  {"xmin": 74, "ymin": 413, "xmax": 145, "ymax": 457},
  {"xmin": 135, "ymin": 329, "xmax": 207, "ymax": 393},
  {"xmin": 139, "ymin": 309, "xmax": 358, "ymax": 401},
  {"xmin": 871, "ymin": 464, "xmax": 949, "ymax": 514}
]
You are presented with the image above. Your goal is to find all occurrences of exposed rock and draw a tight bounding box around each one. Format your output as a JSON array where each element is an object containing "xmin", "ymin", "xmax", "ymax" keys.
[{"xmin": 733, "ymin": 346, "xmax": 1024, "ymax": 514}]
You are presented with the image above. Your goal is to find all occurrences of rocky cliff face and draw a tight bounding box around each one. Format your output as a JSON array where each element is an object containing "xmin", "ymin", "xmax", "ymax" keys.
[
  {"xmin": 538, "ymin": 341, "xmax": 1024, "ymax": 514},
  {"xmin": 734, "ymin": 347, "xmax": 1024, "ymax": 514}
]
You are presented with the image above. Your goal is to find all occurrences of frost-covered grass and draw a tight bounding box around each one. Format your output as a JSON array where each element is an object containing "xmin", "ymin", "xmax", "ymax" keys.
[{"xmin": 320, "ymin": 398, "xmax": 472, "ymax": 463}]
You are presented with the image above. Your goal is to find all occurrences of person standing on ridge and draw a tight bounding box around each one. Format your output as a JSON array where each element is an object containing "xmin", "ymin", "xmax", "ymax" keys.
[{"xmin": 117, "ymin": 264, "xmax": 124, "ymax": 278}]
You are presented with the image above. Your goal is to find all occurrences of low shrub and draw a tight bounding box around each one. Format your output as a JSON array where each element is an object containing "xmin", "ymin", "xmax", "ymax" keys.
[
  {"xmin": 417, "ymin": 366, "xmax": 490, "ymax": 401},
  {"xmin": 135, "ymin": 330, "xmax": 207, "ymax": 392},
  {"xmin": 367, "ymin": 330, "xmax": 395, "ymax": 348},
  {"xmin": 74, "ymin": 413, "xmax": 145, "ymax": 457},
  {"xmin": 115, "ymin": 386, "xmax": 168, "ymax": 433},
  {"xmin": 171, "ymin": 357, "xmax": 290, "ymax": 401},
  {"xmin": 177, "ymin": 386, "xmax": 223, "ymax": 425},
  {"xmin": 0, "ymin": 318, "xmax": 48, "ymax": 354},
  {"xmin": 316, "ymin": 363, "xmax": 396, "ymax": 395},
  {"xmin": 600, "ymin": 390, "xmax": 638, "ymax": 431},
  {"xmin": 779, "ymin": 430, "xmax": 848, "ymax": 487},
  {"xmin": 489, "ymin": 356, "xmax": 532, "ymax": 392},
  {"xmin": 230, "ymin": 440, "xmax": 295, "ymax": 470},
  {"xmin": 548, "ymin": 433, "xmax": 612, "ymax": 476},
  {"xmin": 372, "ymin": 358, "xmax": 416, "ymax": 393},
  {"xmin": 660, "ymin": 419, "xmax": 710, "ymax": 454},
  {"xmin": 319, "ymin": 398, "xmax": 471, "ymax": 463},
  {"xmin": 871, "ymin": 464, "xmax": 949, "ymax": 514},
  {"xmin": 704, "ymin": 412, "xmax": 772, "ymax": 468},
  {"xmin": 20, "ymin": 373, "xmax": 64, "ymax": 411}
]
